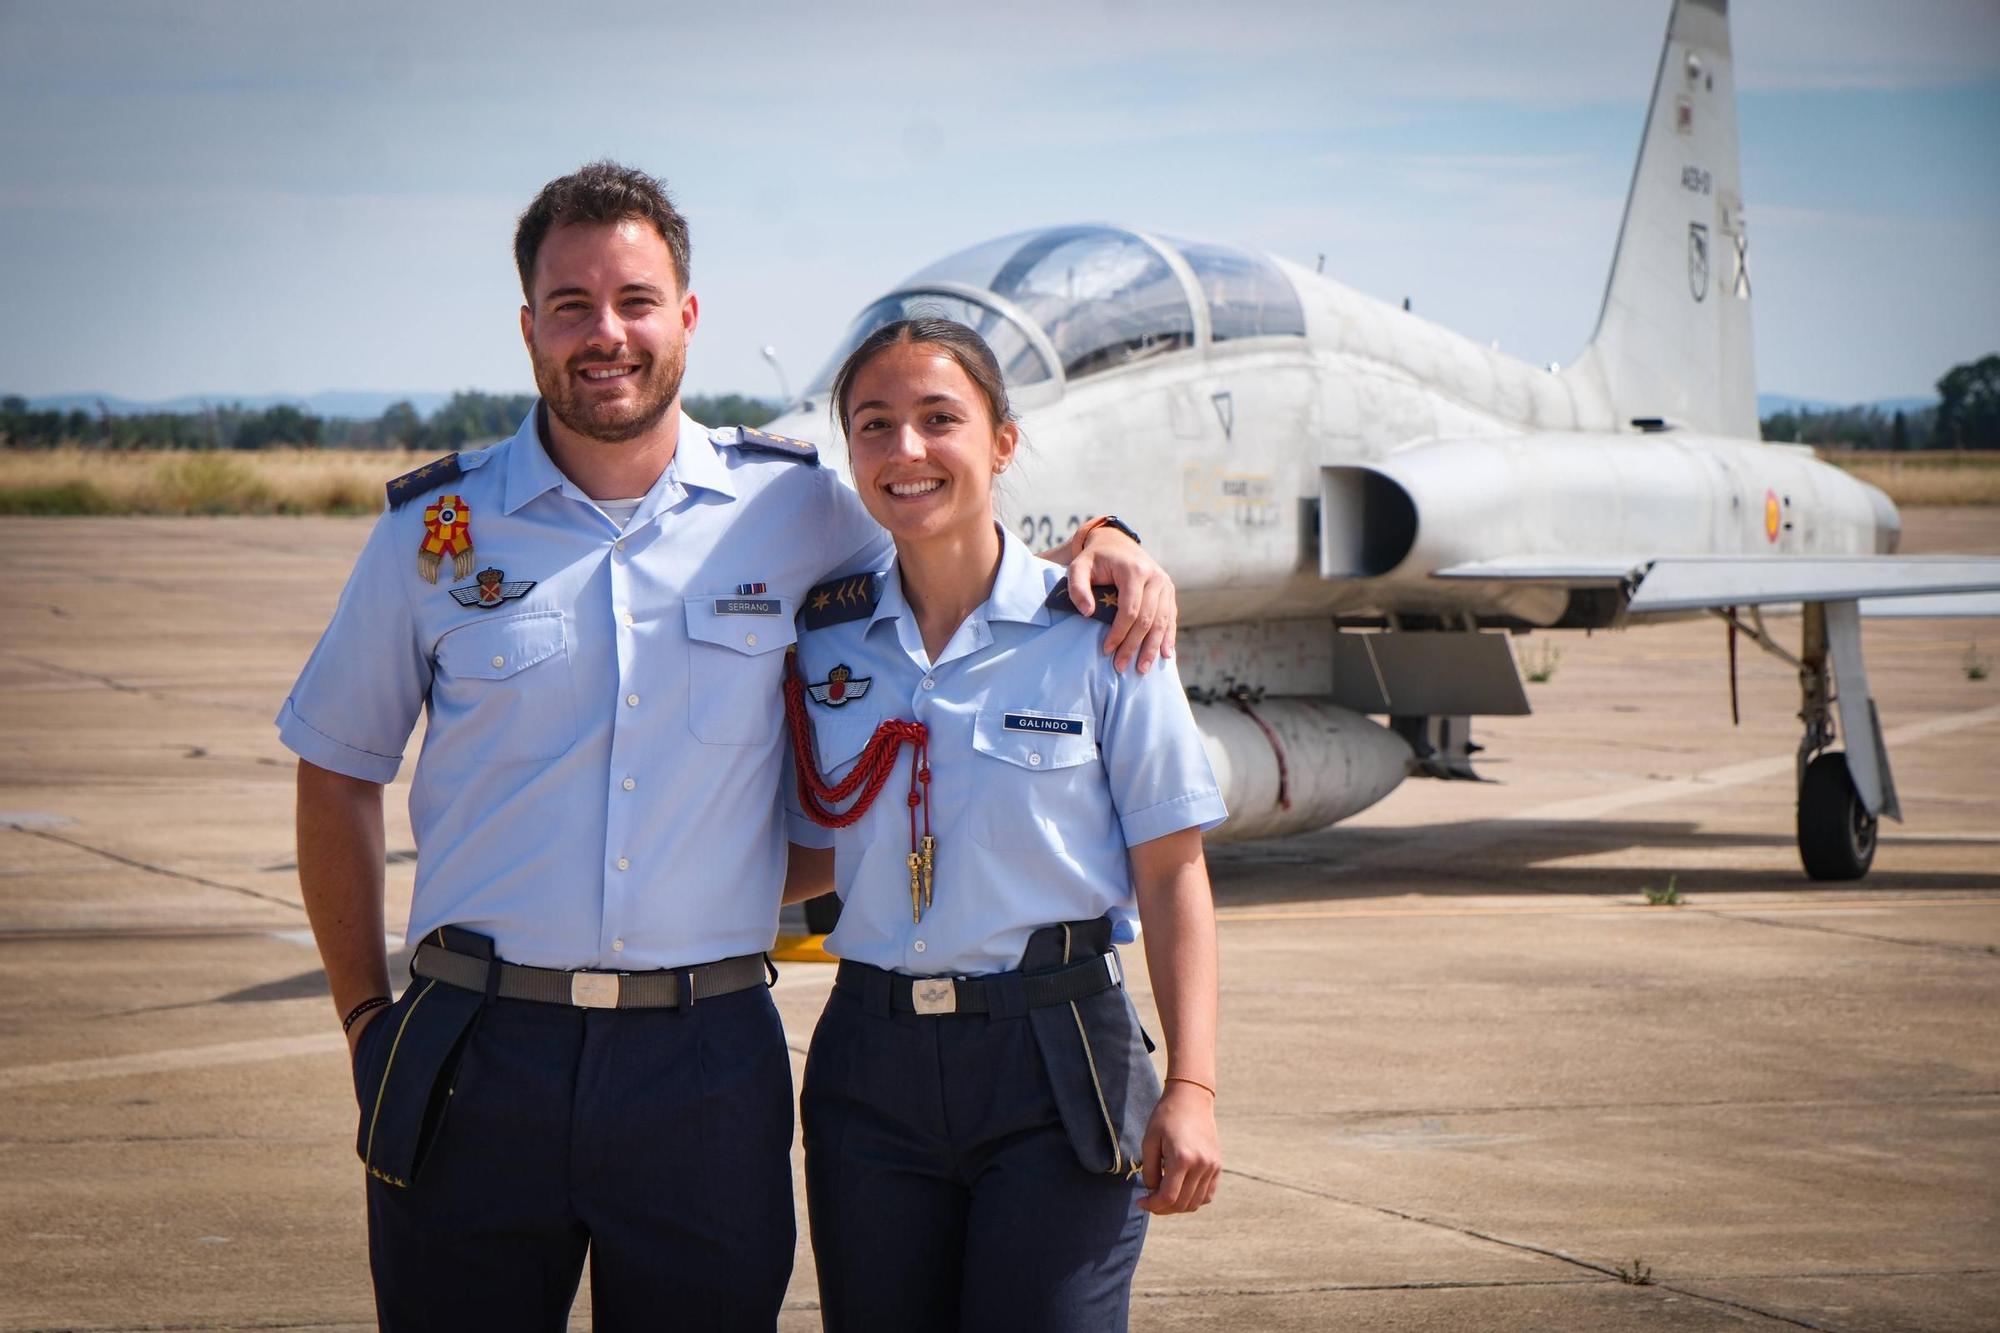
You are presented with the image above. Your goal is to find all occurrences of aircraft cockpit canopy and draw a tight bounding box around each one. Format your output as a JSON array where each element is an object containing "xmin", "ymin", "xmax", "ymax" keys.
[{"xmin": 805, "ymin": 226, "xmax": 1305, "ymax": 408}]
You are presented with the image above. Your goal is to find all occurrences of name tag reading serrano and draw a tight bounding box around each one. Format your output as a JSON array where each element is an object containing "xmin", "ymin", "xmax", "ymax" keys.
[
  {"xmin": 714, "ymin": 598, "xmax": 782, "ymax": 616},
  {"xmin": 1003, "ymin": 712, "xmax": 1084, "ymax": 736}
]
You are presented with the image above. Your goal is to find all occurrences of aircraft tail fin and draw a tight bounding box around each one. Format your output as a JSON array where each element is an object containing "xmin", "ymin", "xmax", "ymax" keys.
[{"xmin": 1563, "ymin": 0, "xmax": 1757, "ymax": 439}]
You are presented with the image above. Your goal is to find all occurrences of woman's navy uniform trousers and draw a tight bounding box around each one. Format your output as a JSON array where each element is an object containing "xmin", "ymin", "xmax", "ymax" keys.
[{"xmin": 801, "ymin": 929, "xmax": 1150, "ymax": 1333}]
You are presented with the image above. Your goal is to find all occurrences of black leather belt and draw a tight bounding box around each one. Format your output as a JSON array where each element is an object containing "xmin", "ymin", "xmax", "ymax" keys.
[
  {"xmin": 835, "ymin": 951, "xmax": 1122, "ymax": 1017},
  {"xmin": 412, "ymin": 940, "xmax": 772, "ymax": 1009}
]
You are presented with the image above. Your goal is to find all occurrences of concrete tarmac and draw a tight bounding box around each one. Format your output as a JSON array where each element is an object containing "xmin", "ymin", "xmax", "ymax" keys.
[{"xmin": 2, "ymin": 509, "xmax": 1996, "ymax": 1331}]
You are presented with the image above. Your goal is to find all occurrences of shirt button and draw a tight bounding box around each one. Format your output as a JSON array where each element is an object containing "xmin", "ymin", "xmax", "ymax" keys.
[
  {"xmin": 611, "ymin": 938, "xmax": 625, "ymax": 952},
  {"xmin": 745, "ymin": 632, "xmax": 758, "ymax": 647},
  {"xmin": 616, "ymin": 857, "xmax": 630, "ymax": 871},
  {"xmin": 614, "ymin": 539, "xmax": 627, "ymax": 552},
  {"xmin": 626, "ymin": 693, "xmax": 640, "ymax": 707},
  {"xmin": 921, "ymin": 678, "xmax": 935, "ymax": 691},
  {"xmin": 491, "ymin": 655, "xmax": 506, "ymax": 669},
  {"xmin": 913, "ymin": 940, "xmax": 926, "ymax": 953},
  {"xmin": 621, "ymin": 777, "xmax": 635, "ymax": 791},
  {"xmin": 621, "ymin": 611, "xmax": 635, "ymax": 628},
  {"xmin": 1028, "ymin": 752, "xmax": 1042, "ymax": 767}
]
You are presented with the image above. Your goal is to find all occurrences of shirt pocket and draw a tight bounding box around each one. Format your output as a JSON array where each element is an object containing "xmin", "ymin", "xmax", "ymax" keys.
[
  {"xmin": 684, "ymin": 595, "xmax": 798, "ymax": 745},
  {"xmin": 807, "ymin": 707, "xmax": 884, "ymax": 780},
  {"xmin": 970, "ymin": 706, "xmax": 1099, "ymax": 850},
  {"xmin": 430, "ymin": 611, "xmax": 577, "ymax": 764}
]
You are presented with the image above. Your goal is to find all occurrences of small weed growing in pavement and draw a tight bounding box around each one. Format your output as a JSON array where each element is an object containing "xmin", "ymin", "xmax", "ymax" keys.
[
  {"xmin": 1524, "ymin": 641, "xmax": 1561, "ymax": 683},
  {"xmin": 1967, "ymin": 643, "xmax": 1990, "ymax": 681},
  {"xmin": 1616, "ymin": 1258, "xmax": 1655, "ymax": 1286},
  {"xmin": 1641, "ymin": 875, "xmax": 1682, "ymax": 906}
]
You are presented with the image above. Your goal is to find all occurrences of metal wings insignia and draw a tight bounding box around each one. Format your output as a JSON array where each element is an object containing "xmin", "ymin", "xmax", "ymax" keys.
[{"xmin": 806, "ymin": 664, "xmax": 872, "ymax": 707}]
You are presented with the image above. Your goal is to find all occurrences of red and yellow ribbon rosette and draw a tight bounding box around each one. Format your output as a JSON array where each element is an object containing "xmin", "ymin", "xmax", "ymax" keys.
[{"xmin": 419, "ymin": 494, "xmax": 475, "ymax": 583}]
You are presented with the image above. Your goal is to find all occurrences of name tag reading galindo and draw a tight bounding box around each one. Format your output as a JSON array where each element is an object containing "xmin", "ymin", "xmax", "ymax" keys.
[
  {"xmin": 1002, "ymin": 712, "xmax": 1085, "ymax": 736},
  {"xmin": 714, "ymin": 598, "xmax": 782, "ymax": 616}
]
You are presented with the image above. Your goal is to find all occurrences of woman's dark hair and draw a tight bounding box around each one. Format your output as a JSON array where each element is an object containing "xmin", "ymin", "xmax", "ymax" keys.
[
  {"xmin": 514, "ymin": 160, "xmax": 691, "ymax": 301},
  {"xmin": 829, "ymin": 319, "xmax": 1014, "ymax": 439}
]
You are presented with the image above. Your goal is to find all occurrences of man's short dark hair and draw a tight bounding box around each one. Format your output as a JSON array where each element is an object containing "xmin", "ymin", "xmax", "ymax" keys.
[{"xmin": 514, "ymin": 160, "xmax": 691, "ymax": 301}]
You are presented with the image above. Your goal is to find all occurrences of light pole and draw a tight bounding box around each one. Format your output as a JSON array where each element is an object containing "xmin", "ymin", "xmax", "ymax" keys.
[{"xmin": 761, "ymin": 346, "xmax": 793, "ymax": 406}]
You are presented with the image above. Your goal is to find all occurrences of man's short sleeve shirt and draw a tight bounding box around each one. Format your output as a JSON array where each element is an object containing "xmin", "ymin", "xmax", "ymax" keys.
[{"xmin": 276, "ymin": 409, "xmax": 889, "ymax": 970}]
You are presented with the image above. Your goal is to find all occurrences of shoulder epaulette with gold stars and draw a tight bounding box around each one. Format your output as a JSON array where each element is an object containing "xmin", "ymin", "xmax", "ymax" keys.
[
  {"xmin": 1044, "ymin": 578, "xmax": 1120, "ymax": 626},
  {"xmin": 713, "ymin": 425, "xmax": 820, "ymax": 466},
  {"xmin": 385, "ymin": 453, "xmax": 463, "ymax": 510},
  {"xmin": 802, "ymin": 571, "xmax": 885, "ymax": 630}
]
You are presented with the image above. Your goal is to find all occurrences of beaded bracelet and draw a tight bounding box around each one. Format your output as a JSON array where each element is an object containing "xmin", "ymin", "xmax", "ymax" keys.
[{"xmin": 342, "ymin": 995, "xmax": 391, "ymax": 1033}]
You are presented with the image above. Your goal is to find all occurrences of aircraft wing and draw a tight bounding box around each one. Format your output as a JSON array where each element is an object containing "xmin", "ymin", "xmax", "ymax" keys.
[
  {"xmin": 1857, "ymin": 592, "xmax": 2000, "ymax": 618},
  {"xmin": 1431, "ymin": 555, "xmax": 2000, "ymax": 617},
  {"xmin": 1430, "ymin": 556, "xmax": 1643, "ymax": 586},
  {"xmin": 1624, "ymin": 557, "xmax": 2000, "ymax": 613}
]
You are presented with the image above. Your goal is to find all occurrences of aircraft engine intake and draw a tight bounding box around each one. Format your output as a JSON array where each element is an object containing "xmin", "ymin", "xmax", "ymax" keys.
[
  {"xmin": 1190, "ymin": 698, "xmax": 1412, "ymax": 842},
  {"xmin": 1320, "ymin": 468, "xmax": 1418, "ymax": 578}
]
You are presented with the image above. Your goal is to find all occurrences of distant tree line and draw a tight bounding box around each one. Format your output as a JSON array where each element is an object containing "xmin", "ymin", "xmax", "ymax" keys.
[
  {"xmin": 1760, "ymin": 353, "xmax": 1999, "ymax": 451},
  {"xmin": 0, "ymin": 390, "xmax": 782, "ymax": 451},
  {"xmin": 11, "ymin": 352, "xmax": 1994, "ymax": 453}
]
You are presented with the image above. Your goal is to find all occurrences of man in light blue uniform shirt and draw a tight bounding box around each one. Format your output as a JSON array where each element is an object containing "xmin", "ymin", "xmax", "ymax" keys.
[
  {"xmin": 278, "ymin": 162, "xmax": 1176, "ymax": 1331},
  {"xmin": 280, "ymin": 406, "xmax": 886, "ymax": 970}
]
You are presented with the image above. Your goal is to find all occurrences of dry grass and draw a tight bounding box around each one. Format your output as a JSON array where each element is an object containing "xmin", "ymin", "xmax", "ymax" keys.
[
  {"xmin": 5, "ymin": 444, "xmax": 1996, "ymax": 516},
  {"xmin": 0, "ymin": 447, "xmax": 416, "ymax": 515},
  {"xmin": 1821, "ymin": 450, "xmax": 2000, "ymax": 506}
]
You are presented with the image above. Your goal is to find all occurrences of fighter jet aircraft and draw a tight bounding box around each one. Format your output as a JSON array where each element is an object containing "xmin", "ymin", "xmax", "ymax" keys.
[{"xmin": 761, "ymin": 0, "xmax": 2000, "ymax": 882}]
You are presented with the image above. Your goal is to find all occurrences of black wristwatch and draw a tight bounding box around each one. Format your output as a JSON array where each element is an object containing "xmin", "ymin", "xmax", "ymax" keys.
[{"xmin": 1082, "ymin": 514, "xmax": 1142, "ymax": 546}]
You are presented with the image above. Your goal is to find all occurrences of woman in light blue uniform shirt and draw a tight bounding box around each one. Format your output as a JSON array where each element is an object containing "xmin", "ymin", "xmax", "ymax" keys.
[{"xmin": 782, "ymin": 318, "xmax": 1225, "ymax": 1332}]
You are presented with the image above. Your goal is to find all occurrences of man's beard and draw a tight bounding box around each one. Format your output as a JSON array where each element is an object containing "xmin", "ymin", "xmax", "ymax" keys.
[{"xmin": 533, "ymin": 340, "xmax": 686, "ymax": 445}]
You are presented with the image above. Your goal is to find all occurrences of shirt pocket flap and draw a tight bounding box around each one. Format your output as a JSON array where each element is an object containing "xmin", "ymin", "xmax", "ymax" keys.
[
  {"xmin": 972, "ymin": 708, "xmax": 1095, "ymax": 771},
  {"xmin": 684, "ymin": 596, "xmax": 798, "ymax": 656},
  {"xmin": 807, "ymin": 709, "xmax": 883, "ymax": 774},
  {"xmin": 435, "ymin": 611, "xmax": 569, "ymax": 681}
]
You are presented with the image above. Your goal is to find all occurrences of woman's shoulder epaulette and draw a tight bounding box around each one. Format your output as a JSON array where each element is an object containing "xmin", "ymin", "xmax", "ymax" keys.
[
  {"xmin": 1043, "ymin": 577, "xmax": 1120, "ymax": 626},
  {"xmin": 803, "ymin": 571, "xmax": 885, "ymax": 629}
]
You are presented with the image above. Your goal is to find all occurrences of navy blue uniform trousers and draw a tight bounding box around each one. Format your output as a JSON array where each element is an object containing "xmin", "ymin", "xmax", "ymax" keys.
[
  {"xmin": 352, "ymin": 981, "xmax": 795, "ymax": 1332},
  {"xmin": 801, "ymin": 981, "xmax": 1148, "ymax": 1332}
]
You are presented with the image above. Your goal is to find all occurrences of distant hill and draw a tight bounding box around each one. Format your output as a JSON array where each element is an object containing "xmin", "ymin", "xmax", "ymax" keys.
[
  {"xmin": 1758, "ymin": 393, "xmax": 1937, "ymax": 417},
  {"xmin": 18, "ymin": 387, "xmax": 773, "ymax": 421},
  {"xmin": 23, "ymin": 388, "xmax": 1937, "ymax": 428}
]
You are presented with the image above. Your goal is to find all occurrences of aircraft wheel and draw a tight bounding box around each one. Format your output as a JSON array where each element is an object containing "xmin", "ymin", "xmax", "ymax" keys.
[
  {"xmin": 1797, "ymin": 751, "xmax": 1876, "ymax": 881},
  {"xmin": 804, "ymin": 891, "xmax": 842, "ymax": 935}
]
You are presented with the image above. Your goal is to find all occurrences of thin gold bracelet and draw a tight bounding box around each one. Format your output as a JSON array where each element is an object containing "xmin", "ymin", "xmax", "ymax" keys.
[{"xmin": 1165, "ymin": 1074, "xmax": 1217, "ymax": 1098}]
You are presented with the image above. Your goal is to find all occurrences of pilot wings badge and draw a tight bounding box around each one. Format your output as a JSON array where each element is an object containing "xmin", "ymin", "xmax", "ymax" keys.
[
  {"xmin": 806, "ymin": 664, "xmax": 872, "ymax": 708},
  {"xmin": 449, "ymin": 567, "xmax": 536, "ymax": 609}
]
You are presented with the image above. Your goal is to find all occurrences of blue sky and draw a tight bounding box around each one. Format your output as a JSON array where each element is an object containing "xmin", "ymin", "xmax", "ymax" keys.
[{"xmin": 1, "ymin": 0, "xmax": 1995, "ymax": 406}]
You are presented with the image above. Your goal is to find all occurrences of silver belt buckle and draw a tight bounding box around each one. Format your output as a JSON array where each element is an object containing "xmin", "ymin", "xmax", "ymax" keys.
[
  {"xmin": 570, "ymin": 971, "xmax": 621, "ymax": 1009},
  {"xmin": 911, "ymin": 977, "xmax": 957, "ymax": 1016}
]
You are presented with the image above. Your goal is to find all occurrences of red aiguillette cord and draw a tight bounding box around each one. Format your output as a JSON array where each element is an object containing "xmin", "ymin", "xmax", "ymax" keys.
[{"xmin": 784, "ymin": 654, "xmax": 934, "ymax": 918}]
